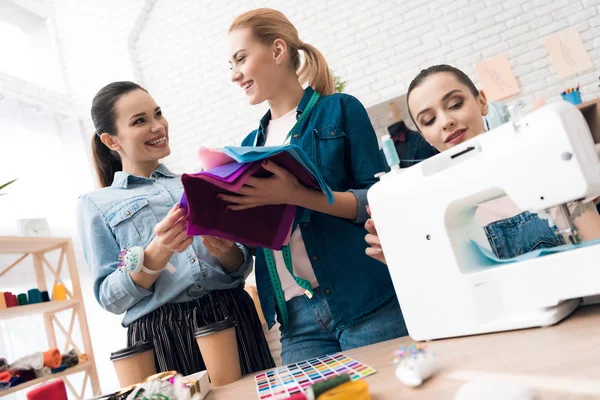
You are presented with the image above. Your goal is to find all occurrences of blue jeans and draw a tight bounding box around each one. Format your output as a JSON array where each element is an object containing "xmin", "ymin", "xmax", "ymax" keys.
[
  {"xmin": 279, "ymin": 287, "xmax": 407, "ymax": 364},
  {"xmin": 484, "ymin": 211, "xmax": 565, "ymax": 259}
]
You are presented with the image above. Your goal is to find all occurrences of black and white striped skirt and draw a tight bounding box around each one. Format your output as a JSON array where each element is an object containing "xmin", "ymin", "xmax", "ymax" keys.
[{"xmin": 127, "ymin": 287, "xmax": 275, "ymax": 376}]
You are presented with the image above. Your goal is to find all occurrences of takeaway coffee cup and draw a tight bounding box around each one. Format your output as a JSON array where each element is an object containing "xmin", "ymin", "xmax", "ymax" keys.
[
  {"xmin": 194, "ymin": 317, "xmax": 241, "ymax": 386},
  {"xmin": 110, "ymin": 341, "xmax": 156, "ymax": 388}
]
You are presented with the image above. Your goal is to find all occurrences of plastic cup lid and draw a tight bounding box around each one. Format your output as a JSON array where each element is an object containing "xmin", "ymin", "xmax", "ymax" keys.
[
  {"xmin": 193, "ymin": 316, "xmax": 236, "ymax": 337},
  {"xmin": 110, "ymin": 341, "xmax": 153, "ymax": 361}
]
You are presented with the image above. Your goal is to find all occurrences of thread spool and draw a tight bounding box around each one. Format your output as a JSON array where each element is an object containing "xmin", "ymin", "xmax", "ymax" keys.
[
  {"xmin": 381, "ymin": 134, "xmax": 400, "ymax": 170},
  {"xmin": 317, "ymin": 380, "xmax": 371, "ymax": 400},
  {"xmin": 0, "ymin": 292, "xmax": 6, "ymax": 309},
  {"xmin": 17, "ymin": 293, "xmax": 28, "ymax": 306},
  {"xmin": 52, "ymin": 283, "xmax": 67, "ymax": 301},
  {"xmin": 306, "ymin": 375, "xmax": 351, "ymax": 400},
  {"xmin": 41, "ymin": 291, "xmax": 50, "ymax": 302},
  {"xmin": 5, "ymin": 292, "xmax": 17, "ymax": 307},
  {"xmin": 28, "ymin": 289, "xmax": 42, "ymax": 304}
]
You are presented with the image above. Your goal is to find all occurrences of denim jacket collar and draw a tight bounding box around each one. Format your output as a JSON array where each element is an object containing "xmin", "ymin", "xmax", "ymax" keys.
[
  {"xmin": 112, "ymin": 163, "xmax": 176, "ymax": 189},
  {"xmin": 255, "ymin": 86, "xmax": 316, "ymax": 146}
]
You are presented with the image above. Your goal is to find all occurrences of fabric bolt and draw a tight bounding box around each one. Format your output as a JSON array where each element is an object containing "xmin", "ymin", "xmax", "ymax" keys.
[
  {"xmin": 60, "ymin": 350, "xmax": 79, "ymax": 369},
  {"xmin": 12, "ymin": 369, "xmax": 36, "ymax": 383},
  {"xmin": 51, "ymin": 365, "xmax": 67, "ymax": 374},
  {"xmin": 0, "ymin": 358, "xmax": 8, "ymax": 372},
  {"xmin": 35, "ymin": 367, "xmax": 52, "ymax": 378},
  {"xmin": 10, "ymin": 353, "xmax": 43, "ymax": 371},
  {"xmin": 43, "ymin": 348, "xmax": 61, "ymax": 369}
]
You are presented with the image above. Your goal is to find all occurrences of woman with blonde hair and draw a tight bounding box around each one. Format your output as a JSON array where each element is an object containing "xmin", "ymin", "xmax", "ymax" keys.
[{"xmin": 222, "ymin": 8, "xmax": 408, "ymax": 364}]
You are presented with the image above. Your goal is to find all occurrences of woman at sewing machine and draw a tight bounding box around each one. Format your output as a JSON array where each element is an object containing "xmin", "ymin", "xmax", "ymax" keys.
[{"xmin": 365, "ymin": 64, "xmax": 600, "ymax": 264}]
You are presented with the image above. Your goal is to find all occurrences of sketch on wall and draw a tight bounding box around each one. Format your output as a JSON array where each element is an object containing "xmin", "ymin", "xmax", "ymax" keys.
[
  {"xmin": 474, "ymin": 54, "xmax": 520, "ymax": 101},
  {"xmin": 544, "ymin": 27, "xmax": 593, "ymax": 78}
]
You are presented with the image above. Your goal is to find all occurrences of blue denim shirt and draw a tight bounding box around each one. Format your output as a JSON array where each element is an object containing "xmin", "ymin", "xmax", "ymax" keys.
[
  {"xmin": 241, "ymin": 87, "xmax": 397, "ymax": 329},
  {"xmin": 76, "ymin": 164, "xmax": 252, "ymax": 327}
]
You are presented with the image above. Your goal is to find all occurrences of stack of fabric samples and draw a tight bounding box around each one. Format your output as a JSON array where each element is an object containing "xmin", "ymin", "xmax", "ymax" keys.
[
  {"xmin": 0, "ymin": 349, "xmax": 81, "ymax": 391},
  {"xmin": 180, "ymin": 145, "xmax": 333, "ymax": 250}
]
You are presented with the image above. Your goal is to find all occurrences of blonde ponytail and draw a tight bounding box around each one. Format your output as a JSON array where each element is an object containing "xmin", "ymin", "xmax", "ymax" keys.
[
  {"xmin": 230, "ymin": 8, "xmax": 335, "ymax": 96},
  {"xmin": 298, "ymin": 42, "xmax": 335, "ymax": 95}
]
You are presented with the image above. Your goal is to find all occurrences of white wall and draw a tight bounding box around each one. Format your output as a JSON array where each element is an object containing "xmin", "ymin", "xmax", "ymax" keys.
[
  {"xmin": 3, "ymin": 0, "xmax": 600, "ymax": 172},
  {"xmin": 2, "ymin": 0, "xmax": 600, "ymax": 396},
  {"xmin": 46, "ymin": 0, "xmax": 600, "ymax": 173}
]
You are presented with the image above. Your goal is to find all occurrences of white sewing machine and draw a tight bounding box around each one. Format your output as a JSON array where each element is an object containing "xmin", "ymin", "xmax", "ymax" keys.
[{"xmin": 368, "ymin": 101, "xmax": 600, "ymax": 341}]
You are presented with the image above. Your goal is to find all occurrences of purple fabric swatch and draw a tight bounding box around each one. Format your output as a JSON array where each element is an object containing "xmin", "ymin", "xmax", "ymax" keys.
[
  {"xmin": 201, "ymin": 161, "xmax": 254, "ymax": 181},
  {"xmin": 181, "ymin": 152, "xmax": 318, "ymax": 250}
]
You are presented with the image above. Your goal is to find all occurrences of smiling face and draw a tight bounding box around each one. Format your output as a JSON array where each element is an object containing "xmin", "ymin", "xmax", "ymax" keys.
[
  {"xmin": 101, "ymin": 89, "xmax": 170, "ymax": 164},
  {"xmin": 228, "ymin": 27, "xmax": 288, "ymax": 105},
  {"xmin": 408, "ymin": 72, "xmax": 488, "ymax": 152}
]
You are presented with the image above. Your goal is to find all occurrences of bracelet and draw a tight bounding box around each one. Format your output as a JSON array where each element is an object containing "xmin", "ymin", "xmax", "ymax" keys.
[{"xmin": 117, "ymin": 245, "xmax": 177, "ymax": 275}]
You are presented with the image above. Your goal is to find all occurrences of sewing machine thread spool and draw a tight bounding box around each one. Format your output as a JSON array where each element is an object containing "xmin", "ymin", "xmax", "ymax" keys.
[{"xmin": 381, "ymin": 134, "xmax": 400, "ymax": 170}]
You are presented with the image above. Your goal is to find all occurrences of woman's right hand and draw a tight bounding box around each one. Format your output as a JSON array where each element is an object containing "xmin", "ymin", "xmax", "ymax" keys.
[
  {"xmin": 365, "ymin": 206, "xmax": 387, "ymax": 265},
  {"xmin": 153, "ymin": 204, "xmax": 193, "ymax": 253}
]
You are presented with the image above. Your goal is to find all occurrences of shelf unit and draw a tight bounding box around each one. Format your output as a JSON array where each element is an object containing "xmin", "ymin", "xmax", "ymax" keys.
[{"xmin": 0, "ymin": 236, "xmax": 100, "ymax": 399}]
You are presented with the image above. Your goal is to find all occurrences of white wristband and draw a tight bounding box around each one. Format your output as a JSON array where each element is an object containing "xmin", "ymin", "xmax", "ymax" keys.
[
  {"xmin": 118, "ymin": 245, "xmax": 177, "ymax": 275},
  {"xmin": 140, "ymin": 263, "xmax": 176, "ymax": 275}
]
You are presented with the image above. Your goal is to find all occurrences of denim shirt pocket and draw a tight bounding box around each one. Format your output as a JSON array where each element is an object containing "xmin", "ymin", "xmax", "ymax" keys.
[
  {"xmin": 485, "ymin": 212, "xmax": 565, "ymax": 259},
  {"xmin": 312, "ymin": 126, "xmax": 346, "ymax": 187},
  {"xmin": 107, "ymin": 197, "xmax": 158, "ymax": 247}
]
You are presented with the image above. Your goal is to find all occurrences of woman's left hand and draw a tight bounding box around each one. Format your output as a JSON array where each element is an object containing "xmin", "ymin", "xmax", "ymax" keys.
[
  {"xmin": 201, "ymin": 236, "xmax": 237, "ymax": 257},
  {"xmin": 218, "ymin": 160, "xmax": 304, "ymax": 211},
  {"xmin": 201, "ymin": 236, "xmax": 245, "ymax": 272}
]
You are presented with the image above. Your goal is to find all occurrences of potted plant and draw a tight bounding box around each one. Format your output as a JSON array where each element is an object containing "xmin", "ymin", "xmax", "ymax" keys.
[
  {"xmin": 331, "ymin": 70, "xmax": 346, "ymax": 93},
  {"xmin": 0, "ymin": 179, "xmax": 17, "ymax": 195}
]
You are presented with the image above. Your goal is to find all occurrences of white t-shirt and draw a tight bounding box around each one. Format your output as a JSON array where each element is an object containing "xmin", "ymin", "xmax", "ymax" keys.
[{"xmin": 264, "ymin": 108, "xmax": 319, "ymax": 301}]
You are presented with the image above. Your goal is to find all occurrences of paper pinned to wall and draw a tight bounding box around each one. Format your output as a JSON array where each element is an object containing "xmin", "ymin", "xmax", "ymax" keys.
[
  {"xmin": 544, "ymin": 27, "xmax": 593, "ymax": 78},
  {"xmin": 474, "ymin": 54, "xmax": 520, "ymax": 102}
]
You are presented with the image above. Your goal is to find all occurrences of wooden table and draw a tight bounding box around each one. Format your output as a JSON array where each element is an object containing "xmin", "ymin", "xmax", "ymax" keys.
[{"xmin": 207, "ymin": 305, "xmax": 600, "ymax": 399}]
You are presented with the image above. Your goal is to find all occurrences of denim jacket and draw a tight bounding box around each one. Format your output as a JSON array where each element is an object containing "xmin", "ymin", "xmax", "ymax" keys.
[
  {"xmin": 76, "ymin": 164, "xmax": 252, "ymax": 327},
  {"xmin": 241, "ymin": 87, "xmax": 397, "ymax": 329}
]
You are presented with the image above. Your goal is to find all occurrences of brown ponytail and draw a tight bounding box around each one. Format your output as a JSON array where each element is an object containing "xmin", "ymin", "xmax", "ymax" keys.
[
  {"xmin": 91, "ymin": 133, "xmax": 122, "ymax": 188},
  {"xmin": 229, "ymin": 8, "xmax": 335, "ymax": 96},
  {"xmin": 90, "ymin": 81, "xmax": 147, "ymax": 188}
]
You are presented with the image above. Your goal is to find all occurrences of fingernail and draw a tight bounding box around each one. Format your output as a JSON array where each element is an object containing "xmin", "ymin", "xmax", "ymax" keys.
[
  {"xmin": 217, "ymin": 194, "xmax": 223, "ymax": 200},
  {"xmin": 263, "ymin": 160, "xmax": 268, "ymax": 166},
  {"xmin": 373, "ymin": 248, "xmax": 383, "ymax": 253}
]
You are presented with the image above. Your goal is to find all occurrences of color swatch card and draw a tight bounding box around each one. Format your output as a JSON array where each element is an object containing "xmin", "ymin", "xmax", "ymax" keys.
[{"xmin": 254, "ymin": 353, "xmax": 376, "ymax": 399}]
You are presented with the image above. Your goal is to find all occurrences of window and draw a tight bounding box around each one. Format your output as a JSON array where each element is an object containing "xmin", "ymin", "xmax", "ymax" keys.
[{"xmin": 0, "ymin": 1, "xmax": 64, "ymax": 92}]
